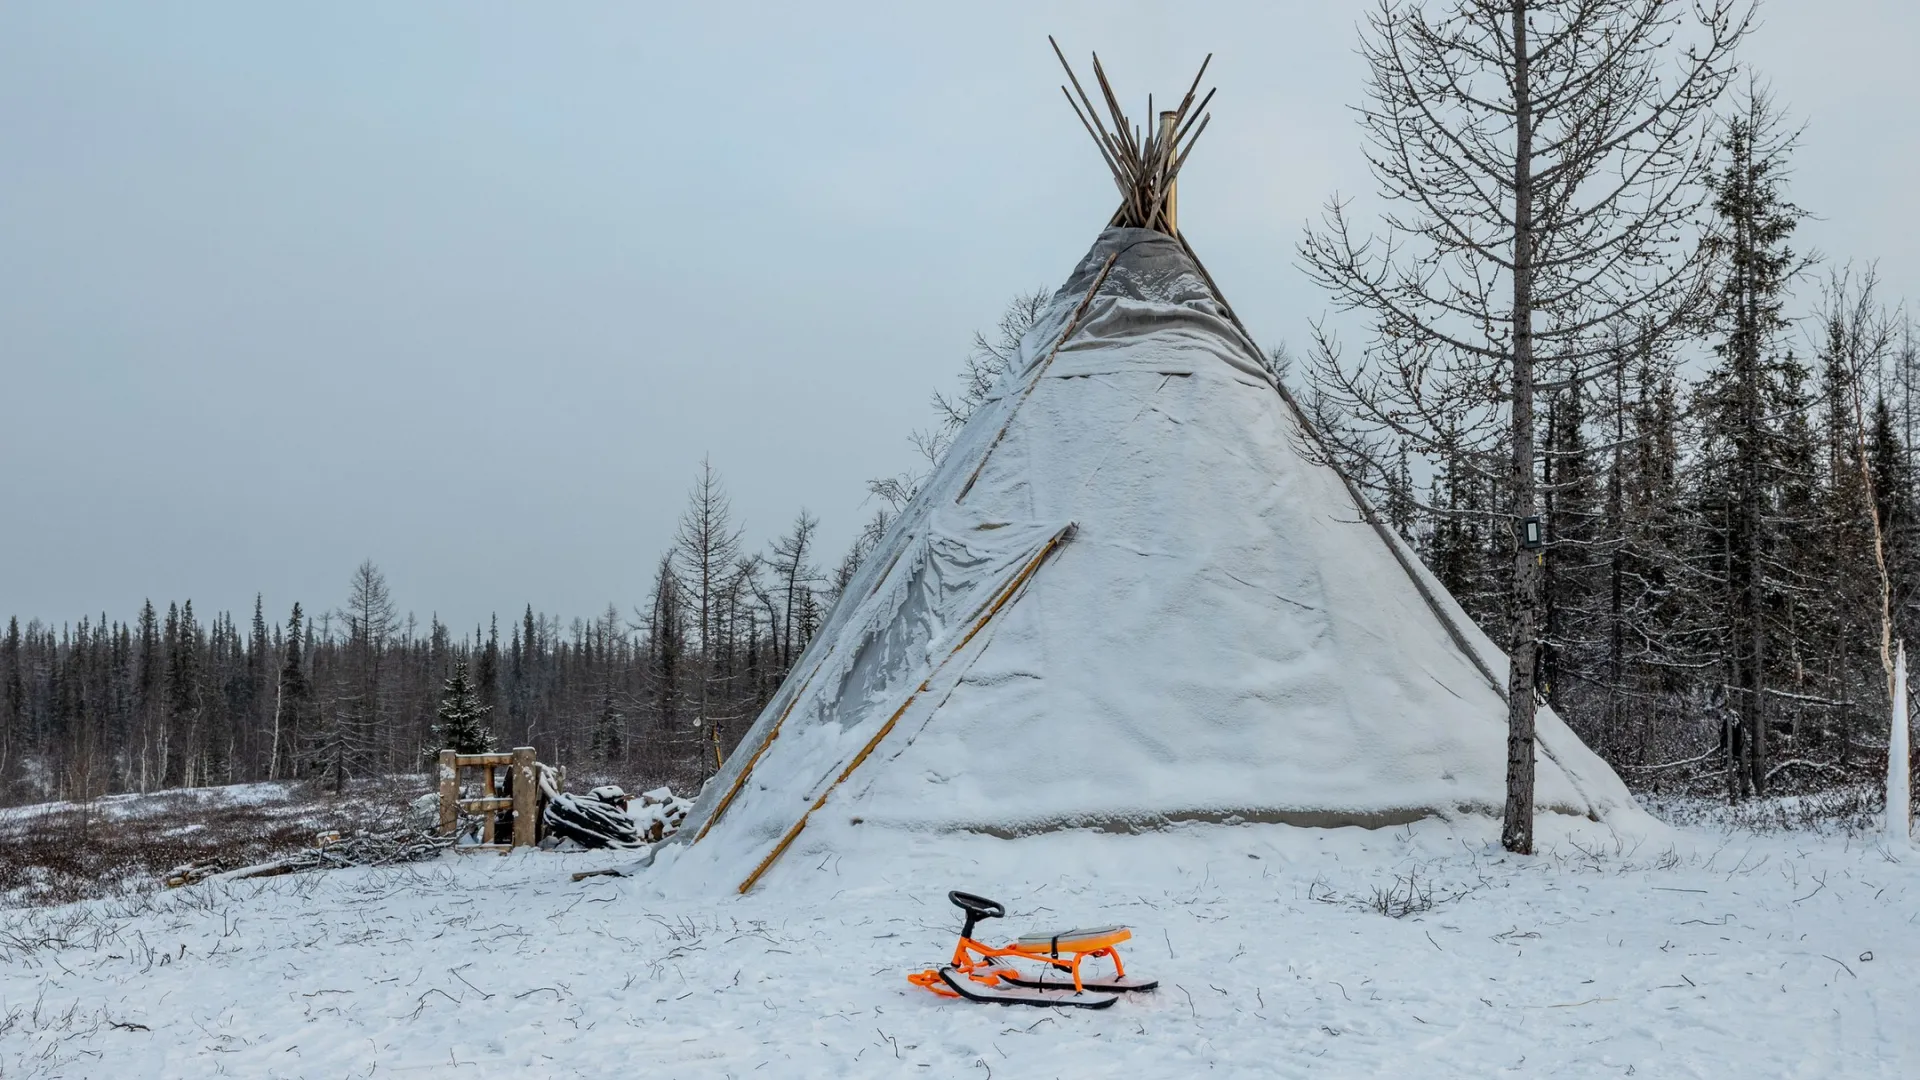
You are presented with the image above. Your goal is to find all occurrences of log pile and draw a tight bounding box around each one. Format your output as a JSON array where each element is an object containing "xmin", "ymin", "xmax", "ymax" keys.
[{"xmin": 167, "ymin": 826, "xmax": 452, "ymax": 887}]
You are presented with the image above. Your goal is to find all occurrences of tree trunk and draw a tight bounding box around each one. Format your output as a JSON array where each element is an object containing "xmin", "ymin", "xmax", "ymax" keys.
[
  {"xmin": 1744, "ymin": 535, "xmax": 1767, "ymax": 796},
  {"xmin": 1890, "ymin": 640, "xmax": 1910, "ymax": 846},
  {"xmin": 268, "ymin": 674, "xmax": 283, "ymax": 782},
  {"xmin": 1501, "ymin": 0, "xmax": 1539, "ymax": 856},
  {"xmin": 1734, "ymin": 146, "xmax": 1767, "ymax": 798}
]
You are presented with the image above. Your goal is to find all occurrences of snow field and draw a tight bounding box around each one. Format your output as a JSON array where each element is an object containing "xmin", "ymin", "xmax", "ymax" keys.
[
  {"xmin": 0, "ymin": 782, "xmax": 300, "ymax": 826},
  {"xmin": 1, "ymin": 812, "xmax": 1915, "ymax": 1079}
]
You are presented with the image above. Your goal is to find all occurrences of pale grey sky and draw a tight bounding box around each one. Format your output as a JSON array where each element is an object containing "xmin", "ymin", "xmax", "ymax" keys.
[{"xmin": 2, "ymin": 1, "xmax": 1915, "ymax": 632}]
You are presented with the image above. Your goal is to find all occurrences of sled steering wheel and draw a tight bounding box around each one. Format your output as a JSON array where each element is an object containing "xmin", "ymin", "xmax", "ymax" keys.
[{"xmin": 949, "ymin": 891, "xmax": 1005, "ymax": 921}]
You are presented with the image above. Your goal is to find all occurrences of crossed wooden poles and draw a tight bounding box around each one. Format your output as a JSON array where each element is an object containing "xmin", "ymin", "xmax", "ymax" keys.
[{"xmin": 1050, "ymin": 36, "xmax": 1214, "ymax": 236}]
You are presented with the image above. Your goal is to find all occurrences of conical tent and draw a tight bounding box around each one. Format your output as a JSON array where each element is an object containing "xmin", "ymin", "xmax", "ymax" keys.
[
  {"xmin": 655, "ymin": 226, "xmax": 1642, "ymax": 895},
  {"xmin": 651, "ymin": 50, "xmax": 1643, "ymax": 894}
]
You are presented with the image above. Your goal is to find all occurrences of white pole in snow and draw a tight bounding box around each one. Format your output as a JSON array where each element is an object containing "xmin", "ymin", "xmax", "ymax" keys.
[{"xmin": 1891, "ymin": 639, "xmax": 1910, "ymax": 847}]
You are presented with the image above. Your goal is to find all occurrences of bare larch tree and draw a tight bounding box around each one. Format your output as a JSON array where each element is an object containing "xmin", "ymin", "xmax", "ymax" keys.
[
  {"xmin": 1301, "ymin": 0, "xmax": 1750, "ymax": 852},
  {"xmin": 673, "ymin": 456, "xmax": 743, "ymax": 774}
]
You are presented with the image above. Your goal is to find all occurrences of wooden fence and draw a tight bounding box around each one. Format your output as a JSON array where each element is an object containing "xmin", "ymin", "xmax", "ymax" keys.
[{"xmin": 437, "ymin": 747, "xmax": 539, "ymax": 851}]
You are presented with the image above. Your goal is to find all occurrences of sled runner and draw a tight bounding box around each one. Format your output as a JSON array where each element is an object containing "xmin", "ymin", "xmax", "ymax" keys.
[{"xmin": 908, "ymin": 891, "xmax": 1157, "ymax": 1007}]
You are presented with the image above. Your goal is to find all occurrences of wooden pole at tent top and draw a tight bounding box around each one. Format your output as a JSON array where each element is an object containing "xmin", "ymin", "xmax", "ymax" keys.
[
  {"xmin": 1050, "ymin": 37, "xmax": 1212, "ymax": 237},
  {"xmin": 1158, "ymin": 110, "xmax": 1178, "ymax": 234}
]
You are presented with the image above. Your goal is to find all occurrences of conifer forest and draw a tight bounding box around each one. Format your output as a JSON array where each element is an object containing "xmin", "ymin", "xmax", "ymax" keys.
[{"xmin": 2, "ymin": 78, "xmax": 1916, "ymax": 814}]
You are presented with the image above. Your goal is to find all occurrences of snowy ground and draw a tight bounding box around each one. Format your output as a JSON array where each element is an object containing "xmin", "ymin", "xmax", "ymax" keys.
[
  {"xmin": 0, "ymin": 782, "xmax": 300, "ymax": 826},
  {"xmin": 0, "ymin": 780, "xmax": 429, "ymax": 909},
  {"xmin": 1, "ymin": 810, "xmax": 1915, "ymax": 1079}
]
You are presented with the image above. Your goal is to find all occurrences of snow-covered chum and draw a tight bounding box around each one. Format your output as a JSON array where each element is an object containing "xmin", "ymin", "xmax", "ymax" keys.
[{"xmin": 645, "ymin": 224, "xmax": 1647, "ymax": 897}]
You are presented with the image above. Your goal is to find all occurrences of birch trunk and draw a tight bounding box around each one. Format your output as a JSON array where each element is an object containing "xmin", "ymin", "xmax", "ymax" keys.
[
  {"xmin": 268, "ymin": 674, "xmax": 284, "ymax": 782},
  {"xmin": 1890, "ymin": 640, "xmax": 1910, "ymax": 846}
]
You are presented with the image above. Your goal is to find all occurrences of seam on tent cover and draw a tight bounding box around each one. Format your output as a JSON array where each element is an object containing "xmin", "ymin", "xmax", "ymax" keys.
[
  {"xmin": 956, "ymin": 252, "xmax": 1119, "ymax": 503},
  {"xmin": 736, "ymin": 523, "xmax": 1076, "ymax": 894}
]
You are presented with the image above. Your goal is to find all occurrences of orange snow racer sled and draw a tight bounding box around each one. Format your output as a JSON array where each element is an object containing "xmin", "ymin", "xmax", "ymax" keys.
[{"xmin": 908, "ymin": 891, "xmax": 1158, "ymax": 1008}]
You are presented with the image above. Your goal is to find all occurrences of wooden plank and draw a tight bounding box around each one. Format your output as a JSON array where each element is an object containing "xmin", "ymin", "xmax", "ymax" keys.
[
  {"xmin": 511, "ymin": 747, "xmax": 537, "ymax": 849},
  {"xmin": 459, "ymin": 797, "xmax": 514, "ymax": 812},
  {"xmin": 454, "ymin": 753, "xmax": 516, "ymax": 766},
  {"xmin": 571, "ymin": 868, "xmax": 627, "ymax": 881},
  {"xmin": 438, "ymin": 750, "xmax": 458, "ymax": 837}
]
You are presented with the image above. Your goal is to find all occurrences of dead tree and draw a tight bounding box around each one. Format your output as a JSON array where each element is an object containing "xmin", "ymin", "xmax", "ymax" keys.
[
  {"xmin": 673, "ymin": 457, "xmax": 743, "ymax": 775},
  {"xmin": 1301, "ymin": 0, "xmax": 1750, "ymax": 852}
]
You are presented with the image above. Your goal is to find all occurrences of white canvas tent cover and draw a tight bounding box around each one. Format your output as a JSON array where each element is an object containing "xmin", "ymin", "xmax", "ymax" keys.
[{"xmin": 658, "ymin": 228, "xmax": 1640, "ymax": 893}]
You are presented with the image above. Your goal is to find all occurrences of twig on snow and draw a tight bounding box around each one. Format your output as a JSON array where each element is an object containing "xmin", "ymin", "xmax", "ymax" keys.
[{"xmin": 448, "ymin": 966, "xmax": 494, "ymax": 1000}]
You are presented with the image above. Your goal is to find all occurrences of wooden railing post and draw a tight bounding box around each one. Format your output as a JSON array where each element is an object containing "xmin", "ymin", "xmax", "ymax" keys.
[
  {"xmin": 438, "ymin": 750, "xmax": 458, "ymax": 837},
  {"xmin": 511, "ymin": 746, "xmax": 538, "ymax": 848}
]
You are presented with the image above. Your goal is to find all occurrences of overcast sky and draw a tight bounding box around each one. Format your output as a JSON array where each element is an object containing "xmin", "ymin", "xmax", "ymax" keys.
[{"xmin": 3, "ymin": 1, "xmax": 1916, "ymax": 633}]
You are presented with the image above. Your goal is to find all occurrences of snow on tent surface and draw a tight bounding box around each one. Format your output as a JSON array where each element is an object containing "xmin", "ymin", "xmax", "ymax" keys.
[{"xmin": 655, "ymin": 228, "xmax": 1644, "ymax": 894}]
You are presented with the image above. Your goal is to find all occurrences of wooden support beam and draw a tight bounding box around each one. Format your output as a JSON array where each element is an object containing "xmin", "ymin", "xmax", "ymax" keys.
[{"xmin": 511, "ymin": 746, "xmax": 538, "ymax": 848}]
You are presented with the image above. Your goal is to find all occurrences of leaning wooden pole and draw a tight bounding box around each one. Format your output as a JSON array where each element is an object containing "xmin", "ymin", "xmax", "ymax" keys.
[
  {"xmin": 1891, "ymin": 640, "xmax": 1910, "ymax": 847},
  {"xmin": 737, "ymin": 526, "xmax": 1074, "ymax": 894}
]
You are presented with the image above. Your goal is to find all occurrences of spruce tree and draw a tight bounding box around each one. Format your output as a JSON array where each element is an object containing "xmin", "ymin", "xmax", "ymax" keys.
[
  {"xmin": 432, "ymin": 660, "xmax": 496, "ymax": 755},
  {"xmin": 248, "ymin": 595, "xmax": 270, "ymax": 772},
  {"xmin": 134, "ymin": 602, "xmax": 159, "ymax": 790},
  {"xmin": 1541, "ymin": 377, "xmax": 1602, "ymax": 716},
  {"xmin": 588, "ymin": 681, "xmax": 622, "ymax": 763},
  {"xmin": 1693, "ymin": 84, "xmax": 1809, "ymax": 796},
  {"xmin": 272, "ymin": 603, "xmax": 310, "ymax": 780},
  {"xmin": 478, "ymin": 615, "xmax": 500, "ymax": 718},
  {"xmin": 1813, "ymin": 271, "xmax": 1895, "ymax": 766},
  {"xmin": 165, "ymin": 601, "xmax": 201, "ymax": 787},
  {"xmin": 1869, "ymin": 398, "xmax": 1918, "ymax": 646},
  {"xmin": 2, "ymin": 616, "xmax": 19, "ymax": 789}
]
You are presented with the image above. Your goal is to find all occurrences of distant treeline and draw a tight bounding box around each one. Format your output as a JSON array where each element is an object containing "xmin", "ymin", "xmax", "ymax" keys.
[{"xmin": 0, "ymin": 459, "xmax": 857, "ymax": 805}]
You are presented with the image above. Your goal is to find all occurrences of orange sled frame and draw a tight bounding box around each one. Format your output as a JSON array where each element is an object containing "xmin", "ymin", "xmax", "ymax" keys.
[{"xmin": 908, "ymin": 891, "xmax": 1156, "ymax": 1006}]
